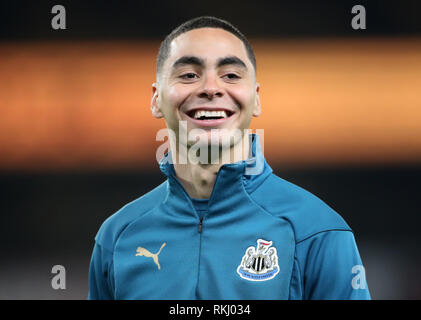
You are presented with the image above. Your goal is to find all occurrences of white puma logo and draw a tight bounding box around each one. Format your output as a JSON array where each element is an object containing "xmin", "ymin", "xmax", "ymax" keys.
[{"xmin": 135, "ymin": 243, "xmax": 166, "ymax": 270}]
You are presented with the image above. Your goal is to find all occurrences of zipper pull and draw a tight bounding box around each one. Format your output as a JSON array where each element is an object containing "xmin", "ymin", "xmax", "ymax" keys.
[{"xmin": 198, "ymin": 218, "xmax": 203, "ymax": 233}]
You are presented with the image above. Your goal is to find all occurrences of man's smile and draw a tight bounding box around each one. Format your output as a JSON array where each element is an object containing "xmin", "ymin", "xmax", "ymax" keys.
[{"xmin": 182, "ymin": 106, "xmax": 237, "ymax": 127}]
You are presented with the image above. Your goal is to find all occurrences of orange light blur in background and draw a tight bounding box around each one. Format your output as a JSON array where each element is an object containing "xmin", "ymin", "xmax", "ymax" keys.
[{"xmin": 0, "ymin": 38, "xmax": 420, "ymax": 171}]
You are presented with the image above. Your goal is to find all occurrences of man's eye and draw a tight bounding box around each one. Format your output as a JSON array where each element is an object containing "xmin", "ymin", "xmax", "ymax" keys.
[
  {"xmin": 223, "ymin": 73, "xmax": 241, "ymax": 80},
  {"xmin": 180, "ymin": 73, "xmax": 198, "ymax": 80}
]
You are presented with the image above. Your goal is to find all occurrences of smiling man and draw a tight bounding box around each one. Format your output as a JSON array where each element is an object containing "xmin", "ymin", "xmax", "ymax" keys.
[
  {"xmin": 88, "ymin": 16, "xmax": 371, "ymax": 300},
  {"xmin": 151, "ymin": 22, "xmax": 261, "ymax": 199}
]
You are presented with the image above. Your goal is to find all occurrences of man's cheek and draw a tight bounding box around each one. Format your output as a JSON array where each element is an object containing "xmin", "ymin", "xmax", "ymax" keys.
[
  {"xmin": 168, "ymin": 85, "xmax": 188, "ymax": 103},
  {"xmin": 228, "ymin": 88, "xmax": 254, "ymax": 109}
]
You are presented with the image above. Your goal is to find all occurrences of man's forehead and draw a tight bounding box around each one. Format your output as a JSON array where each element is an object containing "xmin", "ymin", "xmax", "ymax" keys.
[{"xmin": 167, "ymin": 28, "xmax": 250, "ymax": 66}]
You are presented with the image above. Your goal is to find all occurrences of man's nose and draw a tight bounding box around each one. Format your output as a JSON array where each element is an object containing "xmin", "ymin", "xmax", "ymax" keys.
[{"xmin": 198, "ymin": 74, "xmax": 223, "ymax": 99}]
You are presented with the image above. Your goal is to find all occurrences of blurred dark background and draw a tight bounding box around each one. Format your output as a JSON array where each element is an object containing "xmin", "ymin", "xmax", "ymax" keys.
[
  {"xmin": 0, "ymin": 0, "xmax": 420, "ymax": 299},
  {"xmin": 1, "ymin": 0, "xmax": 421, "ymax": 39}
]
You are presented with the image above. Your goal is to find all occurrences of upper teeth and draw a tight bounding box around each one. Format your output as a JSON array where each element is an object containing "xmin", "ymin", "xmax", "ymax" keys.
[{"xmin": 193, "ymin": 110, "xmax": 228, "ymax": 119}]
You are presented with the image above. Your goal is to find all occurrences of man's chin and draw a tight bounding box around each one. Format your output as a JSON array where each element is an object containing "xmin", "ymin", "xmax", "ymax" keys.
[{"xmin": 186, "ymin": 129, "xmax": 245, "ymax": 149}]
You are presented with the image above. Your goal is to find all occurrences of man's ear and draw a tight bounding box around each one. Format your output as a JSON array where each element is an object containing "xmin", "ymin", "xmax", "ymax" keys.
[
  {"xmin": 151, "ymin": 83, "xmax": 164, "ymax": 118},
  {"xmin": 252, "ymin": 83, "xmax": 261, "ymax": 117}
]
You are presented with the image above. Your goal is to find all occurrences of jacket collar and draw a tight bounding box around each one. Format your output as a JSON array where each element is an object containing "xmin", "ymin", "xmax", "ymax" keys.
[{"xmin": 158, "ymin": 133, "xmax": 273, "ymax": 217}]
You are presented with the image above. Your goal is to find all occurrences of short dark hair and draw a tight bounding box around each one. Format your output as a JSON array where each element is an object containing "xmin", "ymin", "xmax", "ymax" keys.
[{"xmin": 156, "ymin": 16, "xmax": 256, "ymax": 77}]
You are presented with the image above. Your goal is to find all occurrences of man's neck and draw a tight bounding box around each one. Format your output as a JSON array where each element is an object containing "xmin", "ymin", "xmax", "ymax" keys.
[{"xmin": 172, "ymin": 135, "xmax": 251, "ymax": 199}]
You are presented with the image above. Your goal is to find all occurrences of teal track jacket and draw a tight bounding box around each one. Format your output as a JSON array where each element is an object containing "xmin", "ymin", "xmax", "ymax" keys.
[{"xmin": 89, "ymin": 134, "xmax": 370, "ymax": 300}]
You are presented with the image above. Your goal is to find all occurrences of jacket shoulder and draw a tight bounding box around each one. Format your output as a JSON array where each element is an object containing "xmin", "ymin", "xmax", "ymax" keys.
[
  {"xmin": 249, "ymin": 173, "xmax": 352, "ymax": 243},
  {"xmin": 94, "ymin": 180, "xmax": 168, "ymax": 251}
]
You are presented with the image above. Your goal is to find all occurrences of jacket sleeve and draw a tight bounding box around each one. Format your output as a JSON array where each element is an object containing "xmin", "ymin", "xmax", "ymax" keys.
[
  {"xmin": 88, "ymin": 242, "xmax": 115, "ymax": 300},
  {"xmin": 295, "ymin": 230, "xmax": 371, "ymax": 300}
]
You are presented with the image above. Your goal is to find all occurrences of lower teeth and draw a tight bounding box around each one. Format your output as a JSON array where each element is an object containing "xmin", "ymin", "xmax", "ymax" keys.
[{"xmin": 199, "ymin": 116, "xmax": 222, "ymax": 120}]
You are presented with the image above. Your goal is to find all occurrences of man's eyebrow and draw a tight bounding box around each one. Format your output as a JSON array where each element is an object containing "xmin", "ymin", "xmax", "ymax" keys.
[
  {"xmin": 172, "ymin": 55, "xmax": 248, "ymax": 71},
  {"xmin": 172, "ymin": 56, "xmax": 205, "ymax": 69},
  {"xmin": 216, "ymin": 56, "xmax": 248, "ymax": 70}
]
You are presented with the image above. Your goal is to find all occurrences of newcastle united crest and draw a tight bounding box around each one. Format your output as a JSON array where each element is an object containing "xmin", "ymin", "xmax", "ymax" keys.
[{"xmin": 237, "ymin": 239, "xmax": 279, "ymax": 281}]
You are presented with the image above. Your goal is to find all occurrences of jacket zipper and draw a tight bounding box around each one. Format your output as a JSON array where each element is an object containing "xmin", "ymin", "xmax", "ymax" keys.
[{"xmin": 198, "ymin": 217, "xmax": 203, "ymax": 233}]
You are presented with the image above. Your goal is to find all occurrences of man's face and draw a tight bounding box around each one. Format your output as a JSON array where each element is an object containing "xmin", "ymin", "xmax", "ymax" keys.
[{"xmin": 151, "ymin": 27, "xmax": 261, "ymax": 150}]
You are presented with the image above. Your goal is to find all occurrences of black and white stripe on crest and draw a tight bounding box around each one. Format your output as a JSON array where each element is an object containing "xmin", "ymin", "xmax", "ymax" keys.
[{"xmin": 251, "ymin": 256, "xmax": 265, "ymax": 272}]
